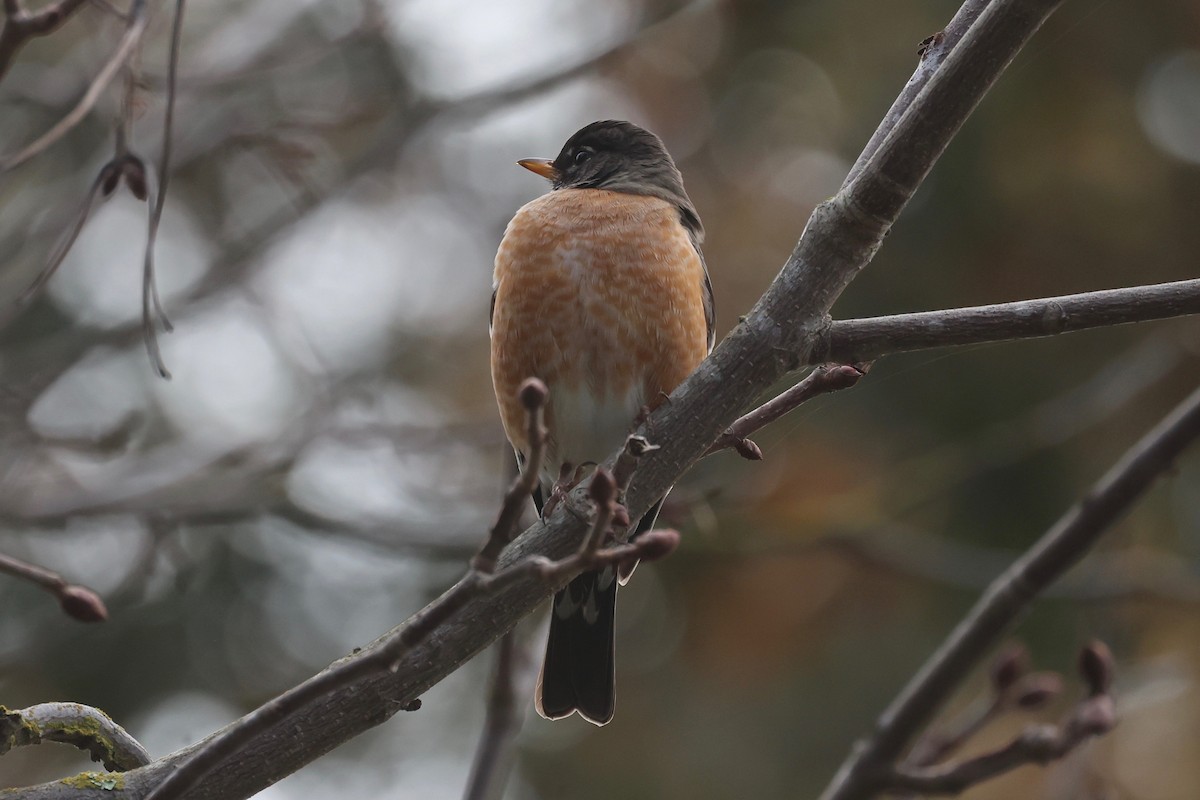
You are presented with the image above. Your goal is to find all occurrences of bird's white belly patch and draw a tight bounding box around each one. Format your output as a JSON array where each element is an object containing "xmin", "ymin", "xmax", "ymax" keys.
[{"xmin": 545, "ymin": 382, "xmax": 643, "ymax": 486}]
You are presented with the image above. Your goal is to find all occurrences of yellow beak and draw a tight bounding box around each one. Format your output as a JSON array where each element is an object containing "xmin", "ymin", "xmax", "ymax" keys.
[{"xmin": 517, "ymin": 158, "xmax": 559, "ymax": 181}]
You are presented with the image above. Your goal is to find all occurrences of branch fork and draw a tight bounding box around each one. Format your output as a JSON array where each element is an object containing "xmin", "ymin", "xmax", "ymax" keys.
[{"xmin": 887, "ymin": 641, "xmax": 1116, "ymax": 795}]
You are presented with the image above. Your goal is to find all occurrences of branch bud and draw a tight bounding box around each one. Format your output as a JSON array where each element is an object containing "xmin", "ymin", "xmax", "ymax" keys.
[
  {"xmin": 989, "ymin": 643, "xmax": 1029, "ymax": 694},
  {"xmin": 1078, "ymin": 640, "xmax": 1114, "ymax": 697},
  {"xmin": 121, "ymin": 155, "xmax": 148, "ymax": 201},
  {"xmin": 59, "ymin": 585, "xmax": 108, "ymax": 623},
  {"xmin": 588, "ymin": 468, "xmax": 616, "ymax": 506},
  {"xmin": 518, "ymin": 378, "xmax": 548, "ymax": 411},
  {"xmin": 100, "ymin": 162, "xmax": 122, "ymax": 197},
  {"xmin": 633, "ymin": 528, "xmax": 680, "ymax": 562},
  {"xmin": 734, "ymin": 437, "xmax": 763, "ymax": 460}
]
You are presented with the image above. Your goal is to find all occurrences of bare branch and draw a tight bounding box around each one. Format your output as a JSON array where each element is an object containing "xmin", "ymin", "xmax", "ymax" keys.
[
  {"xmin": 0, "ymin": 0, "xmax": 89, "ymax": 82},
  {"xmin": 705, "ymin": 363, "xmax": 868, "ymax": 459},
  {"xmin": 140, "ymin": 0, "xmax": 186, "ymax": 379},
  {"xmin": 428, "ymin": 0, "xmax": 714, "ymax": 123},
  {"xmin": 1, "ymin": 0, "xmax": 1096, "ymax": 796},
  {"xmin": 472, "ymin": 378, "xmax": 548, "ymax": 573},
  {"xmin": 0, "ymin": 551, "xmax": 107, "ymax": 622},
  {"xmin": 0, "ymin": 0, "xmax": 148, "ymax": 172},
  {"xmin": 138, "ymin": 390, "xmax": 602, "ymax": 800},
  {"xmin": 612, "ymin": 434, "xmax": 659, "ymax": 494},
  {"xmin": 842, "ymin": 0, "xmax": 991, "ymax": 188},
  {"xmin": 887, "ymin": 694, "xmax": 1115, "ymax": 795},
  {"xmin": 139, "ymin": 473, "xmax": 673, "ymax": 800},
  {"xmin": 0, "ymin": 702, "xmax": 149, "ymax": 771},
  {"xmin": 462, "ymin": 624, "xmax": 544, "ymax": 800},
  {"xmin": 906, "ymin": 644, "xmax": 1058, "ymax": 769},
  {"xmin": 7, "ymin": 166, "xmax": 111, "ymax": 312},
  {"xmin": 819, "ymin": 384, "xmax": 1200, "ymax": 800},
  {"xmin": 816, "ymin": 278, "xmax": 1200, "ymax": 364}
]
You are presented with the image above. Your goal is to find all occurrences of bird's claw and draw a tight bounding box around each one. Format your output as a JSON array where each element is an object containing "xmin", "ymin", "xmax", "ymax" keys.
[{"xmin": 541, "ymin": 462, "xmax": 586, "ymax": 520}]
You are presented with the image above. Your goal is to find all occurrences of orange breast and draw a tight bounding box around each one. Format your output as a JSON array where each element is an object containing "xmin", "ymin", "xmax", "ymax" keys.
[{"xmin": 491, "ymin": 188, "xmax": 709, "ymax": 470}]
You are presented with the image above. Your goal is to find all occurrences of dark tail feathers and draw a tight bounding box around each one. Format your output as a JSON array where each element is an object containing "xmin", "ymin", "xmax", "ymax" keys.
[
  {"xmin": 536, "ymin": 567, "xmax": 618, "ymax": 725},
  {"xmin": 534, "ymin": 498, "xmax": 664, "ymax": 725}
]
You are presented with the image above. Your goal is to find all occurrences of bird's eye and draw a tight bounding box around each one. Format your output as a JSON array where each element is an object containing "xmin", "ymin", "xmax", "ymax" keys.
[{"xmin": 573, "ymin": 149, "xmax": 593, "ymax": 164}]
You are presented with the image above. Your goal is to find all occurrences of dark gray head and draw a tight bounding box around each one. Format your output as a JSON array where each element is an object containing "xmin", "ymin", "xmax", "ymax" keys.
[{"xmin": 518, "ymin": 120, "xmax": 702, "ymax": 240}]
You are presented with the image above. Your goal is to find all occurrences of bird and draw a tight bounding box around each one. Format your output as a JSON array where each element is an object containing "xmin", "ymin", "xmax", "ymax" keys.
[{"xmin": 489, "ymin": 120, "xmax": 714, "ymax": 726}]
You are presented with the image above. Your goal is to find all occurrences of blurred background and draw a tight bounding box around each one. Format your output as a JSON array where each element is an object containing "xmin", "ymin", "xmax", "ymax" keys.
[{"xmin": 2, "ymin": 0, "xmax": 1199, "ymax": 797}]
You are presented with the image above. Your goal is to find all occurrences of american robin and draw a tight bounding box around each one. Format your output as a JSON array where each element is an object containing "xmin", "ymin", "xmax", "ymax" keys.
[{"xmin": 490, "ymin": 120, "xmax": 714, "ymax": 725}]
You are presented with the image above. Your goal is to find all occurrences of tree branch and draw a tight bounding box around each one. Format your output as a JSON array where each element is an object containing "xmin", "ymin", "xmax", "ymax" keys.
[
  {"xmin": 0, "ymin": 550, "xmax": 107, "ymax": 622},
  {"xmin": 140, "ymin": 0, "xmax": 186, "ymax": 379},
  {"xmin": 842, "ymin": 0, "xmax": 992, "ymax": 188},
  {"xmin": 461, "ymin": 626, "xmax": 542, "ymax": 800},
  {"xmin": 135, "ymin": 391, "xmax": 665, "ymax": 800},
  {"xmin": 819, "ymin": 385, "xmax": 1200, "ymax": 799},
  {"xmin": 891, "ymin": 641, "xmax": 1114, "ymax": 796},
  {"xmin": 0, "ymin": 0, "xmax": 147, "ymax": 172},
  {"xmin": 704, "ymin": 363, "xmax": 868, "ymax": 459},
  {"xmin": 472, "ymin": 378, "xmax": 548, "ymax": 573},
  {"xmin": 0, "ymin": 0, "xmax": 711, "ymax": 392},
  {"xmin": 0, "ymin": 702, "xmax": 150, "ymax": 771},
  {"xmin": 816, "ymin": 278, "xmax": 1200, "ymax": 364},
  {"xmin": 0, "ymin": 0, "xmax": 89, "ymax": 82},
  {"xmin": 3, "ymin": 0, "xmax": 1083, "ymax": 797},
  {"xmin": 888, "ymin": 695, "xmax": 1115, "ymax": 795}
]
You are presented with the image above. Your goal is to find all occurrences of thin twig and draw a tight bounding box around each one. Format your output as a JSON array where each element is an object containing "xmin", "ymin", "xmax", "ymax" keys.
[
  {"xmin": 9, "ymin": 167, "xmax": 111, "ymax": 310},
  {"xmin": 819, "ymin": 384, "xmax": 1200, "ymax": 800},
  {"xmin": 140, "ymin": 0, "xmax": 186, "ymax": 379},
  {"xmin": 705, "ymin": 363, "xmax": 868, "ymax": 459},
  {"xmin": 891, "ymin": 643, "xmax": 1100, "ymax": 797},
  {"xmin": 816, "ymin": 278, "xmax": 1200, "ymax": 364},
  {"xmin": 887, "ymin": 693, "xmax": 1115, "ymax": 795},
  {"xmin": 612, "ymin": 434, "xmax": 659, "ymax": 494},
  {"xmin": 473, "ymin": 378, "xmax": 549, "ymax": 573},
  {"xmin": 9, "ymin": 142, "xmax": 147, "ymax": 319},
  {"xmin": 0, "ymin": 0, "xmax": 147, "ymax": 172},
  {"xmin": 905, "ymin": 644, "xmax": 1059, "ymax": 769},
  {"xmin": 0, "ymin": 702, "xmax": 150, "ymax": 770},
  {"xmin": 140, "ymin": 0, "xmax": 382, "ymax": 90},
  {"xmin": 463, "ymin": 632, "xmax": 519, "ymax": 800},
  {"xmin": 582, "ymin": 469, "xmax": 616, "ymax": 553},
  {"xmin": 430, "ymin": 0, "xmax": 714, "ymax": 123},
  {"xmin": 462, "ymin": 624, "xmax": 544, "ymax": 800},
  {"xmin": 0, "ymin": 0, "xmax": 90, "ymax": 82},
  {"xmin": 0, "ymin": 551, "xmax": 107, "ymax": 622}
]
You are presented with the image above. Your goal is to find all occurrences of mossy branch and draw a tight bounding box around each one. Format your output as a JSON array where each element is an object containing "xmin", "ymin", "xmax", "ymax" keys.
[{"xmin": 0, "ymin": 703, "xmax": 150, "ymax": 773}]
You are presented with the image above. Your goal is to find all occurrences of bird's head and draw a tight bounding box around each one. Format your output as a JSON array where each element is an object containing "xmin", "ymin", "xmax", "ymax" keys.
[{"xmin": 518, "ymin": 120, "xmax": 699, "ymax": 235}]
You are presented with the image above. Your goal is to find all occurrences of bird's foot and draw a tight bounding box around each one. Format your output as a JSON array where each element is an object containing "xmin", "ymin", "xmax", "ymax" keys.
[{"xmin": 540, "ymin": 462, "xmax": 586, "ymax": 520}]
